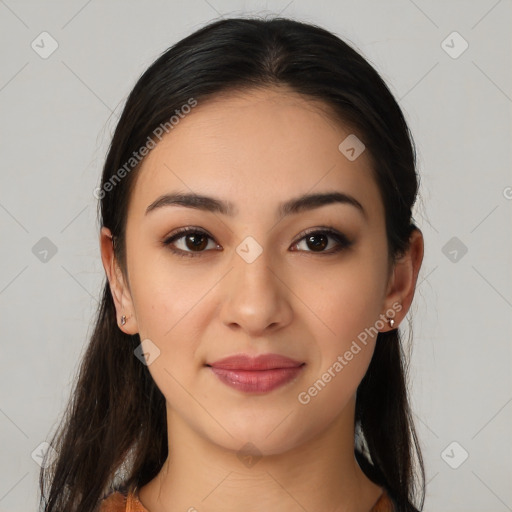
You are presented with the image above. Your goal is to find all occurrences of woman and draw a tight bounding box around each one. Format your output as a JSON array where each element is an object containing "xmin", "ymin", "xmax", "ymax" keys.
[{"xmin": 39, "ymin": 16, "xmax": 425, "ymax": 512}]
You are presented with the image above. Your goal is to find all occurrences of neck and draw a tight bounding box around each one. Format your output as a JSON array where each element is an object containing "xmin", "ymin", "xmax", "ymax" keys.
[{"xmin": 138, "ymin": 395, "xmax": 383, "ymax": 512}]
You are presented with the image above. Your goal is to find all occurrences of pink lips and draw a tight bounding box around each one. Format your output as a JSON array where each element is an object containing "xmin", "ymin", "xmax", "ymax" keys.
[{"xmin": 207, "ymin": 354, "xmax": 305, "ymax": 393}]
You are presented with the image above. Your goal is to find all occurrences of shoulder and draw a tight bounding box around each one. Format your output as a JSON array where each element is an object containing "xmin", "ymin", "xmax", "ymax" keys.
[
  {"xmin": 98, "ymin": 490, "xmax": 127, "ymax": 512},
  {"xmin": 369, "ymin": 487, "xmax": 422, "ymax": 512},
  {"xmin": 370, "ymin": 488, "xmax": 396, "ymax": 512},
  {"xmin": 98, "ymin": 484, "xmax": 149, "ymax": 512}
]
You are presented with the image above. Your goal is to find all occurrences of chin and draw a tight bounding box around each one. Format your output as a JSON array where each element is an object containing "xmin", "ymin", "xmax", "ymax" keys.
[{"xmin": 204, "ymin": 417, "xmax": 313, "ymax": 460}]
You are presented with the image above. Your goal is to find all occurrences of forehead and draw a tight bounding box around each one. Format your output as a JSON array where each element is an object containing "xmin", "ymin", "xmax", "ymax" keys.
[{"xmin": 126, "ymin": 86, "xmax": 383, "ymax": 223}]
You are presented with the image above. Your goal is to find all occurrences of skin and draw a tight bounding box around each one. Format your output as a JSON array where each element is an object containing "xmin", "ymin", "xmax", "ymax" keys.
[{"xmin": 100, "ymin": 86, "xmax": 423, "ymax": 512}]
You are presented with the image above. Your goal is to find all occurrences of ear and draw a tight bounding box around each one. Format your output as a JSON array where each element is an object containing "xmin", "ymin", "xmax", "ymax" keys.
[
  {"xmin": 99, "ymin": 226, "xmax": 139, "ymax": 335},
  {"xmin": 380, "ymin": 228, "xmax": 424, "ymax": 331}
]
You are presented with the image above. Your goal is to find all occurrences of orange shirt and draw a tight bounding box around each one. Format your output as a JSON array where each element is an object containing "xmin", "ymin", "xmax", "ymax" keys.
[{"xmin": 99, "ymin": 484, "xmax": 396, "ymax": 512}]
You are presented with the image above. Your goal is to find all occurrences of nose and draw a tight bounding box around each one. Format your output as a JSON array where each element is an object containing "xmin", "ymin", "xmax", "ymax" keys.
[{"xmin": 219, "ymin": 247, "xmax": 293, "ymax": 337}]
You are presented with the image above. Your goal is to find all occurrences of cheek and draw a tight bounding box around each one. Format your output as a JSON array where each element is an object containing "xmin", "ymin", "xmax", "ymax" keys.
[
  {"xmin": 299, "ymin": 249, "xmax": 387, "ymax": 394},
  {"xmin": 302, "ymin": 255, "xmax": 387, "ymax": 343},
  {"xmin": 128, "ymin": 246, "xmax": 219, "ymax": 341},
  {"xmin": 307, "ymin": 295, "xmax": 379, "ymax": 407},
  {"xmin": 126, "ymin": 251, "xmax": 219, "ymax": 401},
  {"xmin": 128, "ymin": 267, "xmax": 210, "ymax": 414},
  {"xmin": 296, "ymin": 282, "xmax": 381, "ymax": 424}
]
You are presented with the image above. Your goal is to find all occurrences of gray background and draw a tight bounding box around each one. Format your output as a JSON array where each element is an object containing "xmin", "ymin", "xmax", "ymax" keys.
[{"xmin": 0, "ymin": 1, "xmax": 511, "ymax": 510}]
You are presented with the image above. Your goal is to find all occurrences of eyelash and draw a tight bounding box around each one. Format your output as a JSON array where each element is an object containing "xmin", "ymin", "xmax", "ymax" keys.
[{"xmin": 162, "ymin": 226, "xmax": 353, "ymax": 259}]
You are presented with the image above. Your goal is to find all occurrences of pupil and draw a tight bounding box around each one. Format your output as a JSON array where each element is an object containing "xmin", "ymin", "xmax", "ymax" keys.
[
  {"xmin": 307, "ymin": 234, "xmax": 327, "ymax": 251},
  {"xmin": 187, "ymin": 234, "xmax": 207, "ymax": 251}
]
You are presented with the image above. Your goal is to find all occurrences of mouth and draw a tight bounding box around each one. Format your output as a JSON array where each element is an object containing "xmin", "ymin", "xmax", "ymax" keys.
[
  {"xmin": 207, "ymin": 353, "xmax": 305, "ymax": 370},
  {"xmin": 205, "ymin": 353, "xmax": 305, "ymax": 393}
]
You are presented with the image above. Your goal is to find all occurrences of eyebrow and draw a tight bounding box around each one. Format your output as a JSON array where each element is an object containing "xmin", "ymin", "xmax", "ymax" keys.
[{"xmin": 145, "ymin": 191, "xmax": 366, "ymax": 219}]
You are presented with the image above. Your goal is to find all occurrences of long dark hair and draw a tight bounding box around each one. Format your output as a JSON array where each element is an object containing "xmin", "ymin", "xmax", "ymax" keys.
[{"xmin": 39, "ymin": 16, "xmax": 425, "ymax": 511}]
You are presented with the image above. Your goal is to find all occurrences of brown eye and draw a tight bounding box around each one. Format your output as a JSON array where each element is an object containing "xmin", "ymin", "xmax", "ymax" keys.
[
  {"xmin": 291, "ymin": 228, "xmax": 353, "ymax": 254},
  {"xmin": 163, "ymin": 226, "xmax": 352, "ymax": 259},
  {"xmin": 183, "ymin": 233, "xmax": 209, "ymax": 251},
  {"xmin": 304, "ymin": 233, "xmax": 328, "ymax": 251},
  {"xmin": 163, "ymin": 227, "xmax": 219, "ymax": 258}
]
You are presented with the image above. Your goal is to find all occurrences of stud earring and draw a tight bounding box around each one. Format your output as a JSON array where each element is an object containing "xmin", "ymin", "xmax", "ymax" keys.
[
  {"xmin": 388, "ymin": 317, "xmax": 395, "ymax": 328},
  {"xmin": 120, "ymin": 315, "xmax": 126, "ymax": 326}
]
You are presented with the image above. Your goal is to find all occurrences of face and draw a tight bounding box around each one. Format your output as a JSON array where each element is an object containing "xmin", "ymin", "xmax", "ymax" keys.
[{"xmin": 104, "ymin": 86, "xmax": 404, "ymax": 456}]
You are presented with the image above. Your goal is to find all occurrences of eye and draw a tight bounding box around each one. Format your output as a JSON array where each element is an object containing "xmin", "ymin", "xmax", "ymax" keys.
[
  {"xmin": 162, "ymin": 227, "xmax": 220, "ymax": 258},
  {"xmin": 162, "ymin": 226, "xmax": 353, "ymax": 258},
  {"xmin": 290, "ymin": 227, "xmax": 353, "ymax": 255}
]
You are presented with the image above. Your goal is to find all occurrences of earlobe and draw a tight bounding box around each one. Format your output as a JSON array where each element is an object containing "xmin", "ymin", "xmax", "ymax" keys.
[
  {"xmin": 99, "ymin": 226, "xmax": 138, "ymax": 335},
  {"xmin": 381, "ymin": 228, "xmax": 424, "ymax": 331}
]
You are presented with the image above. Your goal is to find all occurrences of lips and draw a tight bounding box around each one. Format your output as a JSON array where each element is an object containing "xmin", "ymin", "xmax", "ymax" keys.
[
  {"xmin": 206, "ymin": 353, "xmax": 305, "ymax": 393},
  {"xmin": 208, "ymin": 353, "xmax": 304, "ymax": 370}
]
